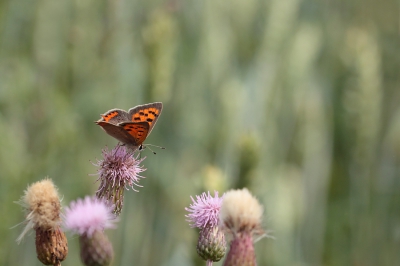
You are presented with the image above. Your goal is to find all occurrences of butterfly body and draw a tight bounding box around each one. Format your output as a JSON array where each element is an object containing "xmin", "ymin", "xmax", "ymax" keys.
[{"xmin": 96, "ymin": 102, "xmax": 162, "ymax": 151}]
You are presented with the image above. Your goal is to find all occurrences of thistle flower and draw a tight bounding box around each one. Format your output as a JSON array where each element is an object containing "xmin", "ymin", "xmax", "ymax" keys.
[
  {"xmin": 219, "ymin": 188, "xmax": 265, "ymax": 266},
  {"xmin": 185, "ymin": 191, "xmax": 226, "ymax": 264},
  {"xmin": 93, "ymin": 145, "xmax": 146, "ymax": 215},
  {"xmin": 185, "ymin": 191, "xmax": 223, "ymax": 229},
  {"xmin": 64, "ymin": 196, "xmax": 117, "ymax": 236},
  {"xmin": 16, "ymin": 179, "xmax": 68, "ymax": 266},
  {"xmin": 64, "ymin": 196, "xmax": 117, "ymax": 266}
]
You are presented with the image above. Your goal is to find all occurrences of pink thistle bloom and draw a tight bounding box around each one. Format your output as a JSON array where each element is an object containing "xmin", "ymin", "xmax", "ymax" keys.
[
  {"xmin": 185, "ymin": 191, "xmax": 223, "ymax": 229},
  {"xmin": 64, "ymin": 196, "xmax": 117, "ymax": 237},
  {"xmin": 93, "ymin": 145, "xmax": 146, "ymax": 215}
]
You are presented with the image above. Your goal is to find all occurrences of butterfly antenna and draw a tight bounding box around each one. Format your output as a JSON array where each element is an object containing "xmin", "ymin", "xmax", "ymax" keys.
[
  {"xmin": 145, "ymin": 144, "xmax": 165, "ymax": 150},
  {"xmin": 140, "ymin": 144, "xmax": 165, "ymax": 155},
  {"xmin": 145, "ymin": 146, "xmax": 157, "ymax": 155}
]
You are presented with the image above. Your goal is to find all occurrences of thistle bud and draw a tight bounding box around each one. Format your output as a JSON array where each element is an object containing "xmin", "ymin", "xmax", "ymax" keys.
[
  {"xmin": 197, "ymin": 225, "xmax": 226, "ymax": 262},
  {"xmin": 36, "ymin": 228, "xmax": 68, "ymax": 266},
  {"xmin": 79, "ymin": 230, "xmax": 114, "ymax": 266}
]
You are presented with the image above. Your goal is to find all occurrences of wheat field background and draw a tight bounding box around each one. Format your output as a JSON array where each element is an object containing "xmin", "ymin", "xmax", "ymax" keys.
[{"xmin": 0, "ymin": 0, "xmax": 399, "ymax": 265}]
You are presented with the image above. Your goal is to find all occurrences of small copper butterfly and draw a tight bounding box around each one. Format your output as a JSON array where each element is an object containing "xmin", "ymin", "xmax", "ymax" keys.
[{"xmin": 96, "ymin": 102, "xmax": 163, "ymax": 151}]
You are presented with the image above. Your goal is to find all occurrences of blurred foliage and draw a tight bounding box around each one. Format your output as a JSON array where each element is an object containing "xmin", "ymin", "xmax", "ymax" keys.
[{"xmin": 0, "ymin": 0, "xmax": 399, "ymax": 265}]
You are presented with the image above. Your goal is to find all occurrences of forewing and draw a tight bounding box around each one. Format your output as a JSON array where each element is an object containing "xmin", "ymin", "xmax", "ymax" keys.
[
  {"xmin": 97, "ymin": 109, "xmax": 130, "ymax": 125},
  {"xmin": 119, "ymin": 122, "xmax": 150, "ymax": 146},
  {"xmin": 128, "ymin": 102, "xmax": 162, "ymax": 135}
]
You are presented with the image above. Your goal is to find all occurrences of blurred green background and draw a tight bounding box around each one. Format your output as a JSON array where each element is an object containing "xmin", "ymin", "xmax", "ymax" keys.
[{"xmin": 1, "ymin": 0, "xmax": 399, "ymax": 265}]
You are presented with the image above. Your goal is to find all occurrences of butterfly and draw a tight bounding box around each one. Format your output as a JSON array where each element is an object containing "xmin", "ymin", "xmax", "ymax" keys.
[{"xmin": 96, "ymin": 102, "xmax": 163, "ymax": 152}]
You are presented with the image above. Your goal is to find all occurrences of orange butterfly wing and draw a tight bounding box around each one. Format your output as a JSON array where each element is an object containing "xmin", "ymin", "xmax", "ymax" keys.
[
  {"xmin": 128, "ymin": 102, "xmax": 162, "ymax": 135},
  {"xmin": 101, "ymin": 110, "xmax": 119, "ymax": 122},
  {"xmin": 98, "ymin": 109, "xmax": 130, "ymax": 125},
  {"xmin": 119, "ymin": 122, "xmax": 150, "ymax": 146}
]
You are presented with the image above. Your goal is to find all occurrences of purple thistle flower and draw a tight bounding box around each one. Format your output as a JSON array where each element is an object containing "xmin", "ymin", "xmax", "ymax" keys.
[
  {"xmin": 185, "ymin": 191, "xmax": 223, "ymax": 229},
  {"xmin": 186, "ymin": 191, "xmax": 226, "ymax": 263},
  {"xmin": 64, "ymin": 196, "xmax": 116, "ymax": 266},
  {"xmin": 93, "ymin": 145, "xmax": 146, "ymax": 215},
  {"xmin": 64, "ymin": 196, "xmax": 117, "ymax": 237}
]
